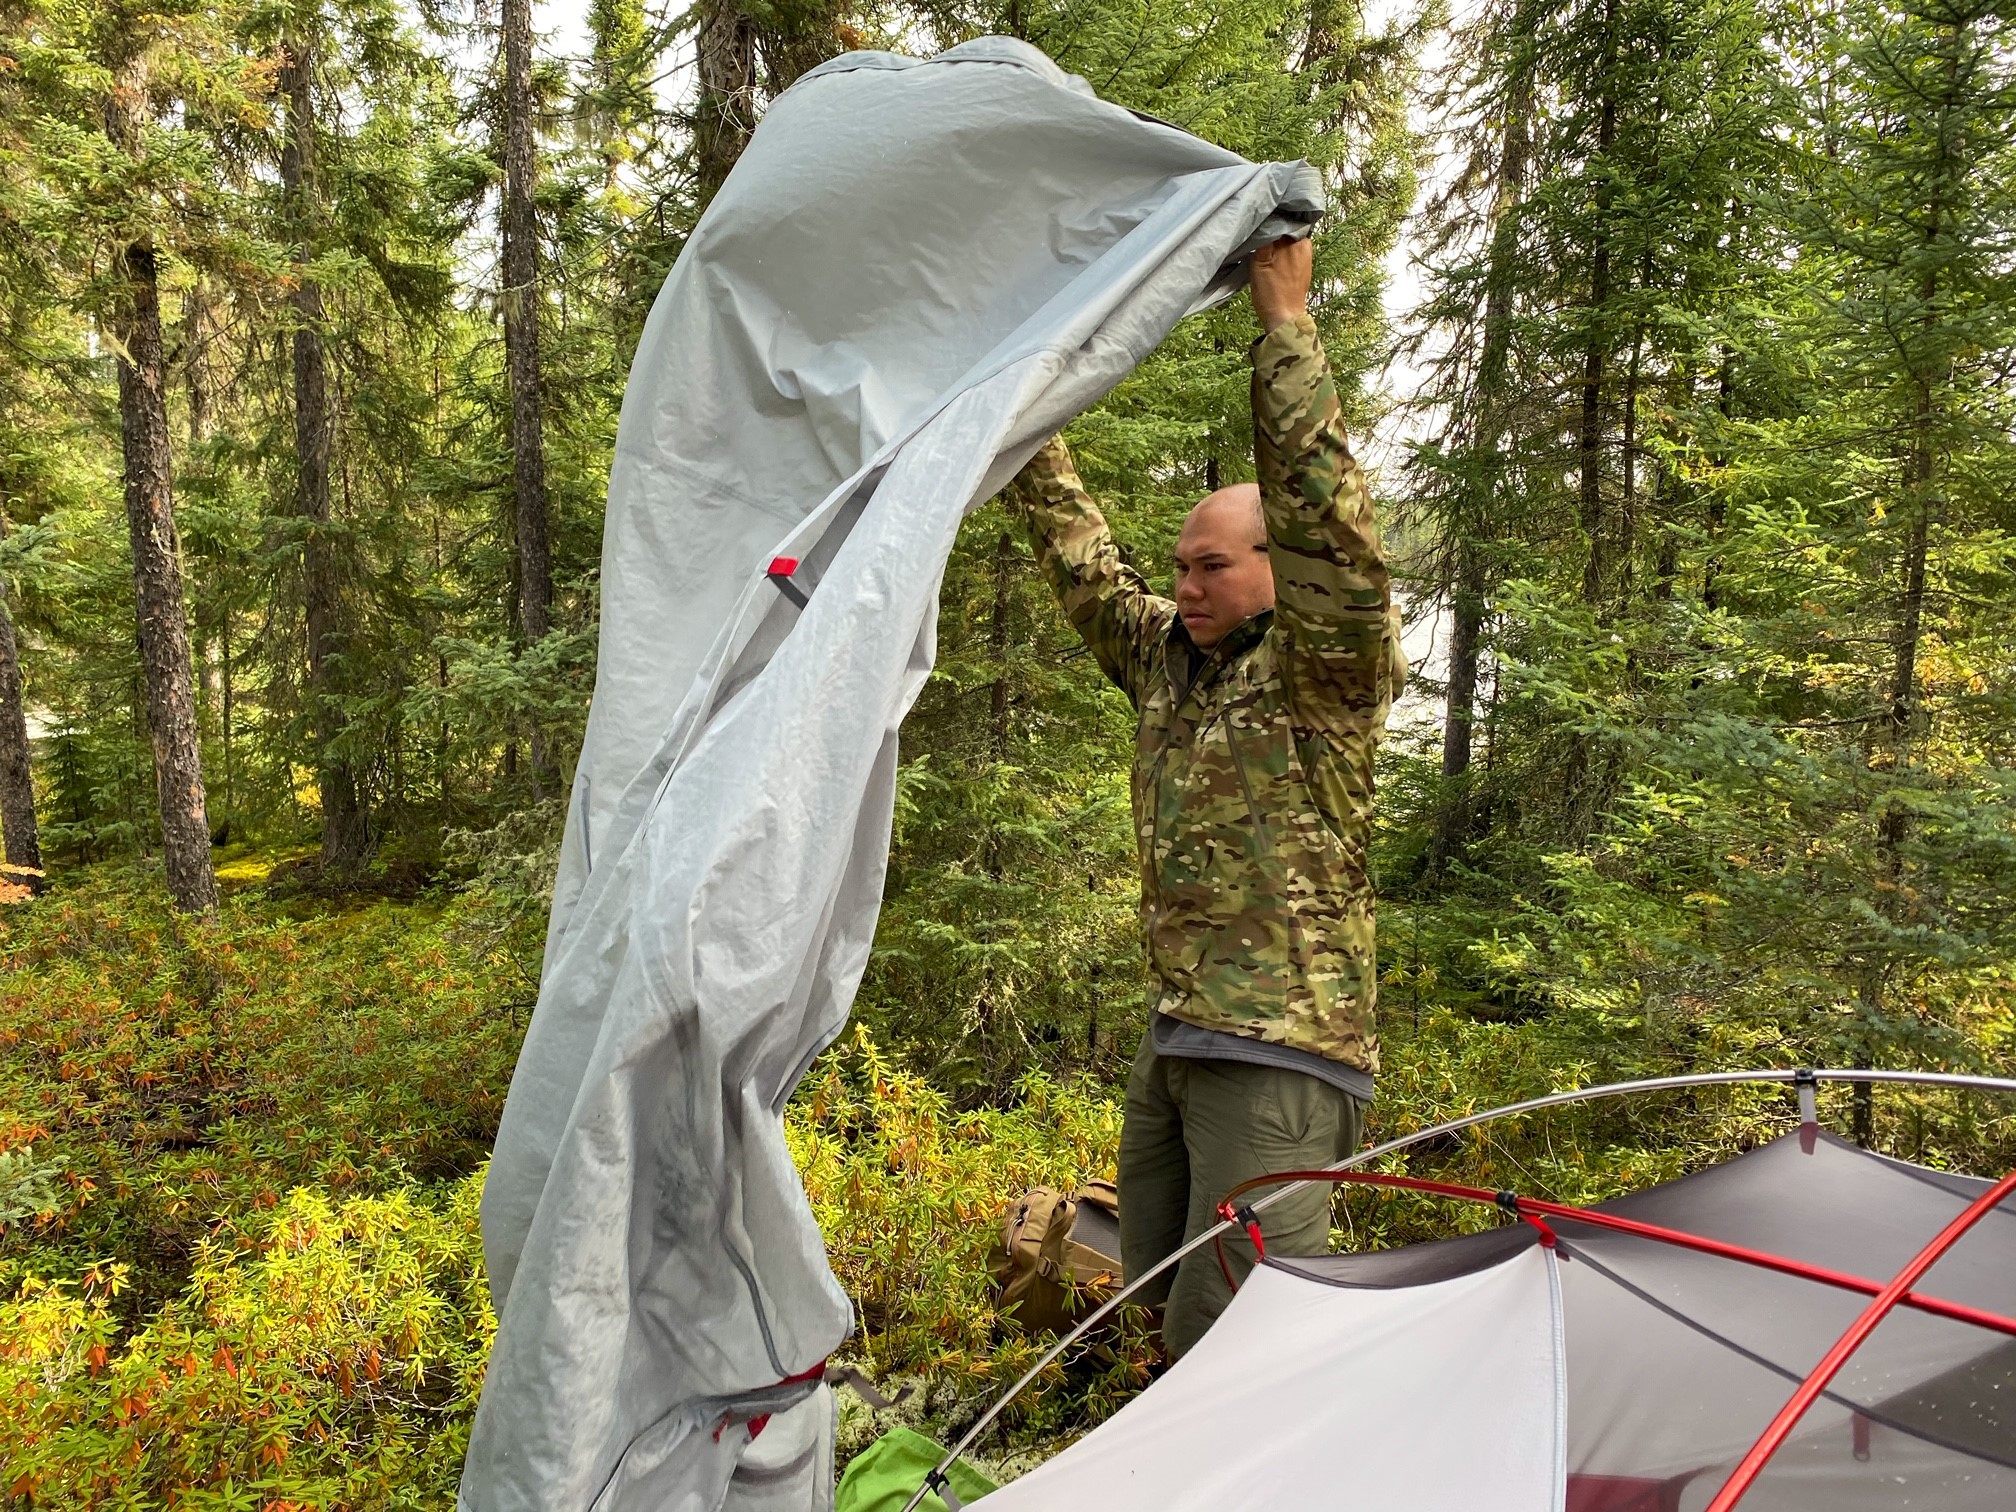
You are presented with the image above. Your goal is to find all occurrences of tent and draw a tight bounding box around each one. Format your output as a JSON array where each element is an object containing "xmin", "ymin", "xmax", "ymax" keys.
[
  {"xmin": 460, "ymin": 35, "xmax": 1323, "ymax": 1512},
  {"xmin": 962, "ymin": 1116, "xmax": 2016, "ymax": 1512}
]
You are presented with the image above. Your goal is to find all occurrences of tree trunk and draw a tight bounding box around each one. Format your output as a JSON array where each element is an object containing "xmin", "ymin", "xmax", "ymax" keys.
[
  {"xmin": 1430, "ymin": 539, "xmax": 1485, "ymax": 873},
  {"xmin": 282, "ymin": 34, "xmax": 369, "ymax": 872},
  {"xmin": 1618, "ymin": 323, "xmax": 1643, "ymax": 600},
  {"xmin": 0, "ymin": 508, "xmax": 43, "ymax": 884},
  {"xmin": 1887, "ymin": 410, "xmax": 1932, "ymax": 760},
  {"xmin": 109, "ymin": 234, "xmax": 217, "ymax": 915},
  {"xmin": 181, "ymin": 282, "xmax": 212, "ymax": 446},
  {"xmin": 1430, "ymin": 30, "xmax": 1531, "ymax": 871},
  {"xmin": 1440, "ymin": 542, "xmax": 1485, "ymax": 787},
  {"xmin": 221, "ymin": 613, "xmax": 234, "ymax": 818},
  {"xmin": 502, "ymin": 0, "xmax": 553, "ymax": 784},
  {"xmin": 1692, "ymin": 344, "xmax": 1734, "ymax": 614},
  {"xmin": 1862, "ymin": 11, "xmax": 1965, "ymax": 1140},
  {"xmin": 1578, "ymin": 0, "xmax": 1619, "ymax": 608},
  {"xmin": 1577, "ymin": 218, "xmax": 1613, "ymax": 607},
  {"xmin": 695, "ymin": 0, "xmax": 758, "ymax": 198},
  {"xmin": 989, "ymin": 530, "xmax": 1014, "ymax": 765}
]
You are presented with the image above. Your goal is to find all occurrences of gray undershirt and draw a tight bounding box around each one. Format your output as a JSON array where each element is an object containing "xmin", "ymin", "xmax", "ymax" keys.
[{"xmin": 1152, "ymin": 1011, "xmax": 1376, "ymax": 1104}]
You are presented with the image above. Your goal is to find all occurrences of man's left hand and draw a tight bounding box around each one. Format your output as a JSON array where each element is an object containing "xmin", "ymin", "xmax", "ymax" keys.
[{"xmin": 1249, "ymin": 235, "xmax": 1312, "ymax": 334}]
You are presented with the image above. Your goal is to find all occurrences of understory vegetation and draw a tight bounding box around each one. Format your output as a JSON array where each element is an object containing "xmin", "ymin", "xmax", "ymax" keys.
[{"xmin": 2, "ymin": 870, "xmax": 2010, "ymax": 1503}]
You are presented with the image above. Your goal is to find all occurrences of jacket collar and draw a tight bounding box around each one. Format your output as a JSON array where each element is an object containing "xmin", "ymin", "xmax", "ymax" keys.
[{"xmin": 1165, "ymin": 608, "xmax": 1273, "ymax": 700}]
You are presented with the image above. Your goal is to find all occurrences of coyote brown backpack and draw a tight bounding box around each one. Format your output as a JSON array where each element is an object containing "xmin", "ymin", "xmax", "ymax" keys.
[{"xmin": 989, "ymin": 1179, "xmax": 1123, "ymax": 1335}]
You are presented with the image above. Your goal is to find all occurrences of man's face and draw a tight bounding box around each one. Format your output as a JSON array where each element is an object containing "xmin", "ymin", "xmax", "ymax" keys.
[{"xmin": 1173, "ymin": 486, "xmax": 1275, "ymax": 651}]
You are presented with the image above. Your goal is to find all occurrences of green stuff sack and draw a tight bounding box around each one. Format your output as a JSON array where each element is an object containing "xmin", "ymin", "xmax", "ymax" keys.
[{"xmin": 835, "ymin": 1426, "xmax": 997, "ymax": 1512}]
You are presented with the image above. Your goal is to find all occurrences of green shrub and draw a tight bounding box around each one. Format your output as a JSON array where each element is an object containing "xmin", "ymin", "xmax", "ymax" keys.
[
  {"xmin": 2, "ymin": 1179, "xmax": 491, "ymax": 1509},
  {"xmin": 789, "ymin": 1026, "xmax": 1155, "ymax": 1451},
  {"xmin": 0, "ymin": 867, "xmax": 526, "ymax": 1308}
]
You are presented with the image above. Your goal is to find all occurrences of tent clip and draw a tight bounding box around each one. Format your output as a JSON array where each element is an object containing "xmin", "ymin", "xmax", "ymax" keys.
[
  {"xmin": 1234, "ymin": 1204, "xmax": 1265, "ymax": 1262},
  {"xmin": 1796, "ymin": 1067, "xmax": 1820, "ymax": 1152},
  {"xmin": 925, "ymin": 1468, "xmax": 964, "ymax": 1511},
  {"xmin": 1496, "ymin": 1189, "xmax": 1557, "ymax": 1248}
]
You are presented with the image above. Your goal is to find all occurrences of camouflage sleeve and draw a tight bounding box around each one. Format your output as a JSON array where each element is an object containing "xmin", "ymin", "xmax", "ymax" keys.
[
  {"xmin": 1251, "ymin": 315, "xmax": 1399, "ymax": 736},
  {"xmin": 1006, "ymin": 435, "xmax": 1174, "ymax": 708}
]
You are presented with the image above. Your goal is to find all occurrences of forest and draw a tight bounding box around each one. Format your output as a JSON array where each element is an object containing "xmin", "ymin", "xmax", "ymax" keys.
[{"xmin": 1, "ymin": 0, "xmax": 2013, "ymax": 1500}]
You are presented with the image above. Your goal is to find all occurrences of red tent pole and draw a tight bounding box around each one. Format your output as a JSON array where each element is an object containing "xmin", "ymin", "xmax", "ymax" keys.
[
  {"xmin": 1700, "ymin": 1167, "xmax": 2016, "ymax": 1512},
  {"xmin": 1217, "ymin": 1168, "xmax": 2016, "ymax": 1340}
]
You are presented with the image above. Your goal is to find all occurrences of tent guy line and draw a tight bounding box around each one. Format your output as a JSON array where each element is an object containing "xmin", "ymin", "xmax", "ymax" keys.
[{"xmin": 902, "ymin": 1065, "xmax": 2016, "ymax": 1512}]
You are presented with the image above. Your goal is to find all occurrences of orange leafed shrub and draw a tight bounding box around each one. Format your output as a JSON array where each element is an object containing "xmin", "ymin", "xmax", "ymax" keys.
[{"xmin": 1, "ymin": 1179, "xmax": 493, "ymax": 1509}]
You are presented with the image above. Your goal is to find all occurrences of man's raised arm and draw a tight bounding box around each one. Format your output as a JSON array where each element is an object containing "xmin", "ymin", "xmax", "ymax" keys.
[
  {"xmin": 1248, "ymin": 239, "xmax": 1397, "ymax": 736},
  {"xmin": 1007, "ymin": 436, "xmax": 1174, "ymax": 708}
]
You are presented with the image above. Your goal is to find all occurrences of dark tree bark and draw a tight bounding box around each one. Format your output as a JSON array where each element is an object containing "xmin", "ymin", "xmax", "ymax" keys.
[
  {"xmin": 180, "ymin": 282, "xmax": 212, "ymax": 446},
  {"xmin": 108, "ymin": 236, "xmax": 218, "ymax": 913},
  {"xmin": 281, "ymin": 34, "xmax": 369, "ymax": 872},
  {"xmin": 1576, "ymin": 207, "xmax": 1614, "ymax": 603},
  {"xmin": 502, "ymin": 0, "xmax": 553, "ymax": 783},
  {"xmin": 1618, "ymin": 322, "xmax": 1644, "ymax": 599},
  {"xmin": 1701, "ymin": 343, "xmax": 1736, "ymax": 612},
  {"xmin": 0, "ymin": 507, "xmax": 43, "ymax": 884},
  {"xmin": 695, "ymin": 0, "xmax": 758, "ymax": 198},
  {"xmin": 1578, "ymin": 0, "xmax": 1619, "ymax": 608},
  {"xmin": 1858, "ymin": 9, "xmax": 1968, "ymax": 1144},
  {"xmin": 1430, "ymin": 29, "xmax": 1532, "ymax": 872},
  {"xmin": 1440, "ymin": 543, "xmax": 1486, "ymax": 785},
  {"xmin": 103, "ymin": 56, "xmax": 215, "ymax": 915},
  {"xmin": 989, "ymin": 530, "xmax": 1014, "ymax": 765}
]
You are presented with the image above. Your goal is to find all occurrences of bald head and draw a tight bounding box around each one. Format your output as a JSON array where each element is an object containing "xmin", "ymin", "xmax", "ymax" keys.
[
  {"xmin": 1186, "ymin": 484, "xmax": 1265, "ymax": 546},
  {"xmin": 1173, "ymin": 483, "xmax": 1274, "ymax": 650}
]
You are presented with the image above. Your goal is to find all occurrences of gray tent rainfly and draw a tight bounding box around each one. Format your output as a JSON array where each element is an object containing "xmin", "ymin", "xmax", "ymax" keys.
[
  {"xmin": 928, "ymin": 1072, "xmax": 2016, "ymax": 1512},
  {"xmin": 458, "ymin": 36, "xmax": 1322, "ymax": 1512}
]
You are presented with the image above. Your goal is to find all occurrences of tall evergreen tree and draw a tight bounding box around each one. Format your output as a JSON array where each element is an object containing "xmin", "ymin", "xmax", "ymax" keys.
[
  {"xmin": 279, "ymin": 19, "xmax": 370, "ymax": 870},
  {"xmin": 500, "ymin": 0, "xmax": 553, "ymax": 784},
  {"xmin": 97, "ymin": 18, "xmax": 224, "ymax": 914},
  {"xmin": 0, "ymin": 127, "xmax": 55, "ymax": 883}
]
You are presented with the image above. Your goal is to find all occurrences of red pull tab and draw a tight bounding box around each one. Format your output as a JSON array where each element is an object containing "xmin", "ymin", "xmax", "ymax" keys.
[{"xmin": 766, "ymin": 555, "xmax": 809, "ymax": 609}]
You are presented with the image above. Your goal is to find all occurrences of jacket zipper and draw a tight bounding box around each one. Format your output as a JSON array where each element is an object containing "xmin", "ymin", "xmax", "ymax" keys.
[
  {"xmin": 1151, "ymin": 629, "xmax": 1273, "ymax": 881},
  {"xmin": 1225, "ymin": 720, "xmax": 1273, "ymax": 853}
]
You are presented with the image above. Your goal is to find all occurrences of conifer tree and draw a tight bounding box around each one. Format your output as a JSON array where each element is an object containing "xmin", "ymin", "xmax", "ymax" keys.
[
  {"xmin": 501, "ymin": 0, "xmax": 553, "ymax": 785},
  {"xmin": 278, "ymin": 17, "xmax": 369, "ymax": 871},
  {"xmin": 88, "ymin": 8, "xmax": 241, "ymax": 913}
]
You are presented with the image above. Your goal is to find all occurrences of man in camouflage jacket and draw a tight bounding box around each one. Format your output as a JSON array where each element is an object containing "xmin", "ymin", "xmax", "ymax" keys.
[{"xmin": 1007, "ymin": 235, "xmax": 1405, "ymax": 1356}]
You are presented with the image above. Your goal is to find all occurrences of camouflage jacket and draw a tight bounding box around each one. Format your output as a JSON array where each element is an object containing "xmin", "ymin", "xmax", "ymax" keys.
[{"xmin": 1007, "ymin": 316, "xmax": 1403, "ymax": 1076}]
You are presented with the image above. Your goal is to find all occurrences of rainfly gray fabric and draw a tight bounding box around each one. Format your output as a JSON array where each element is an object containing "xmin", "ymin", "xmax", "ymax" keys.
[{"xmin": 459, "ymin": 36, "xmax": 1323, "ymax": 1512}]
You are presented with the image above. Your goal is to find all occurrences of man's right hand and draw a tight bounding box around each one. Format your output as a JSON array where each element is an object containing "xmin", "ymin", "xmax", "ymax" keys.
[{"xmin": 1249, "ymin": 235, "xmax": 1313, "ymax": 334}]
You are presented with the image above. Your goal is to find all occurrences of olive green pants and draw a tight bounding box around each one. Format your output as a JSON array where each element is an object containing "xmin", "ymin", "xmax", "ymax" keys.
[{"xmin": 1118, "ymin": 1030, "xmax": 1365, "ymax": 1358}]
